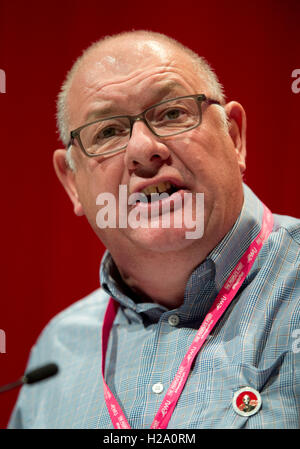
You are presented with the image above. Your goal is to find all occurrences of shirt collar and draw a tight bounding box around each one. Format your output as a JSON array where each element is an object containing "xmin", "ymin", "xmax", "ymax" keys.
[{"xmin": 100, "ymin": 183, "xmax": 265, "ymax": 315}]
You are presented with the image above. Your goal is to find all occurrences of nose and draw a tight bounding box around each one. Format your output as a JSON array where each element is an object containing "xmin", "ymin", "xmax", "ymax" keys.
[{"xmin": 124, "ymin": 120, "xmax": 171, "ymax": 177}]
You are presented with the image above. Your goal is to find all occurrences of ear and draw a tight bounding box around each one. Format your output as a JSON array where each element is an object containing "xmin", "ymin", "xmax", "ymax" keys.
[
  {"xmin": 224, "ymin": 101, "xmax": 247, "ymax": 174},
  {"xmin": 53, "ymin": 149, "xmax": 84, "ymax": 216}
]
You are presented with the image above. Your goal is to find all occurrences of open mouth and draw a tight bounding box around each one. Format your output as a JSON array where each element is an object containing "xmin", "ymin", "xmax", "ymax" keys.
[{"xmin": 137, "ymin": 181, "xmax": 185, "ymax": 203}]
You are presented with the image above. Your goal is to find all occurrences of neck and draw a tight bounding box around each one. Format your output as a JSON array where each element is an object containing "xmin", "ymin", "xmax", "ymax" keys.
[
  {"xmin": 109, "ymin": 235, "xmax": 221, "ymax": 309},
  {"xmin": 119, "ymin": 252, "xmax": 200, "ymax": 309}
]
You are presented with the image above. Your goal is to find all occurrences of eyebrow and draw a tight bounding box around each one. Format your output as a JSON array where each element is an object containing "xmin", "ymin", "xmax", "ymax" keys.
[{"xmin": 85, "ymin": 81, "xmax": 187, "ymax": 123}]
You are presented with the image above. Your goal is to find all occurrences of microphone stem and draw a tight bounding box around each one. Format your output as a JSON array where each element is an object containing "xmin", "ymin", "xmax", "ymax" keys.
[{"xmin": 0, "ymin": 378, "xmax": 23, "ymax": 394}]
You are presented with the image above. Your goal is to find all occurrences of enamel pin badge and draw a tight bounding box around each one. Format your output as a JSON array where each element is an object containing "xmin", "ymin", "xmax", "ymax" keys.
[{"xmin": 233, "ymin": 387, "xmax": 262, "ymax": 417}]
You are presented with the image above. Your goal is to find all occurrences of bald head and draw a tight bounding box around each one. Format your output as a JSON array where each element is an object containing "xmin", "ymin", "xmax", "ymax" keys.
[{"xmin": 56, "ymin": 30, "xmax": 225, "ymax": 147}]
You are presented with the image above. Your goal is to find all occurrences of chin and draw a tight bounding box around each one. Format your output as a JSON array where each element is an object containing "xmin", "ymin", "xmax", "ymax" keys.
[{"xmin": 125, "ymin": 226, "xmax": 200, "ymax": 253}]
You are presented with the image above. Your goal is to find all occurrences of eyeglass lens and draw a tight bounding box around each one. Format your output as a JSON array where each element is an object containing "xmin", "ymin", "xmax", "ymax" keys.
[{"xmin": 79, "ymin": 97, "xmax": 201, "ymax": 156}]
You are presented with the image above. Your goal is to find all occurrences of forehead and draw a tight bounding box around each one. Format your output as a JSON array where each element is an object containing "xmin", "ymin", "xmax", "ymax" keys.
[
  {"xmin": 76, "ymin": 36, "xmax": 197, "ymax": 83},
  {"xmin": 68, "ymin": 37, "xmax": 207, "ymax": 126}
]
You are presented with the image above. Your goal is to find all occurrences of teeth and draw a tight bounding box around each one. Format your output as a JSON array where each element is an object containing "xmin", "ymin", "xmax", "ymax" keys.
[
  {"xmin": 148, "ymin": 185, "xmax": 157, "ymax": 194},
  {"xmin": 141, "ymin": 181, "xmax": 172, "ymax": 196},
  {"xmin": 158, "ymin": 181, "xmax": 171, "ymax": 192},
  {"xmin": 157, "ymin": 182, "xmax": 166, "ymax": 193}
]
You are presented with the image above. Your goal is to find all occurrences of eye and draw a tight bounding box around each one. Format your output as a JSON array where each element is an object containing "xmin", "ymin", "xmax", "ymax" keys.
[
  {"xmin": 94, "ymin": 123, "xmax": 128, "ymax": 144},
  {"xmin": 155, "ymin": 107, "xmax": 188, "ymax": 124},
  {"xmin": 101, "ymin": 126, "xmax": 117, "ymax": 138},
  {"xmin": 164, "ymin": 108, "xmax": 182, "ymax": 120}
]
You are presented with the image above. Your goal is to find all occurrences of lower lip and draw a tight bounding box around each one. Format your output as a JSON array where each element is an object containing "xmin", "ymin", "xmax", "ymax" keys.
[{"xmin": 130, "ymin": 189, "xmax": 188, "ymax": 217}]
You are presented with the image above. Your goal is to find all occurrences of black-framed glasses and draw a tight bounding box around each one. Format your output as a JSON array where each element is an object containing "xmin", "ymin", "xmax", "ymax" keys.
[{"xmin": 69, "ymin": 94, "xmax": 220, "ymax": 158}]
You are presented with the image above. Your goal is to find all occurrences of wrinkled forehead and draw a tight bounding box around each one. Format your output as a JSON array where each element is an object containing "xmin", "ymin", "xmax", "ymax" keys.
[{"xmin": 70, "ymin": 36, "xmax": 199, "ymax": 97}]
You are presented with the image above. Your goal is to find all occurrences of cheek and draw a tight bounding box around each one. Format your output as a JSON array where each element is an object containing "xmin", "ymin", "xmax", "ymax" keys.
[
  {"xmin": 81, "ymin": 154, "xmax": 126, "ymax": 196},
  {"xmin": 168, "ymin": 131, "xmax": 214, "ymax": 177},
  {"xmin": 169, "ymin": 129, "xmax": 239, "ymax": 189}
]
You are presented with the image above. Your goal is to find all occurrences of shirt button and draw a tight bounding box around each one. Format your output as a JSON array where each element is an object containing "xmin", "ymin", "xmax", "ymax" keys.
[
  {"xmin": 152, "ymin": 382, "xmax": 164, "ymax": 394},
  {"xmin": 168, "ymin": 314, "xmax": 180, "ymax": 326}
]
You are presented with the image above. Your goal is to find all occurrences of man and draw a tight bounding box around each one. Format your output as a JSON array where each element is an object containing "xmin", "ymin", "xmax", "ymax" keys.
[{"xmin": 9, "ymin": 30, "xmax": 300, "ymax": 429}]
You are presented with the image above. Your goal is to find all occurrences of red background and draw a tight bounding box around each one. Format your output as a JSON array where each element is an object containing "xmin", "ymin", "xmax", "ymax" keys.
[{"xmin": 0, "ymin": 0, "xmax": 299, "ymax": 428}]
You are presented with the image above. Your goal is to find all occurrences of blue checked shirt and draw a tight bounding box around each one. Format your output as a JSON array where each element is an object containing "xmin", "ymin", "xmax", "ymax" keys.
[{"xmin": 8, "ymin": 184, "xmax": 300, "ymax": 429}]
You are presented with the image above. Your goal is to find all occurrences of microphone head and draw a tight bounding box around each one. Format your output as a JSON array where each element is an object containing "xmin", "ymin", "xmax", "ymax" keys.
[{"xmin": 24, "ymin": 363, "xmax": 59, "ymax": 385}]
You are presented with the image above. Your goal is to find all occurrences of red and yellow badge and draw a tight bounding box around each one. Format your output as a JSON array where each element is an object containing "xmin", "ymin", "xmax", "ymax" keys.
[{"xmin": 232, "ymin": 387, "xmax": 262, "ymax": 417}]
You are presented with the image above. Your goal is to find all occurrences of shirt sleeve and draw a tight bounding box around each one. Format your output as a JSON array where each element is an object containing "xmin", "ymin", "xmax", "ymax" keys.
[{"xmin": 7, "ymin": 343, "xmax": 44, "ymax": 429}]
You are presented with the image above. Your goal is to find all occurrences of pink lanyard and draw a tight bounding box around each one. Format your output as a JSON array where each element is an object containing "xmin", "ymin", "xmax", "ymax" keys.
[{"xmin": 101, "ymin": 205, "xmax": 274, "ymax": 429}]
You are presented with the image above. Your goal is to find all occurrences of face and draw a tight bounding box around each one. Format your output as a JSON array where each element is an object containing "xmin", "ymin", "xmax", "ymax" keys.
[
  {"xmin": 54, "ymin": 36, "xmax": 246, "ymax": 262},
  {"xmin": 243, "ymin": 395, "xmax": 250, "ymax": 405}
]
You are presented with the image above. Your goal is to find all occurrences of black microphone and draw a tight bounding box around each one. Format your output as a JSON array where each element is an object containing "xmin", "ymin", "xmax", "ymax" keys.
[{"xmin": 0, "ymin": 363, "xmax": 59, "ymax": 394}]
